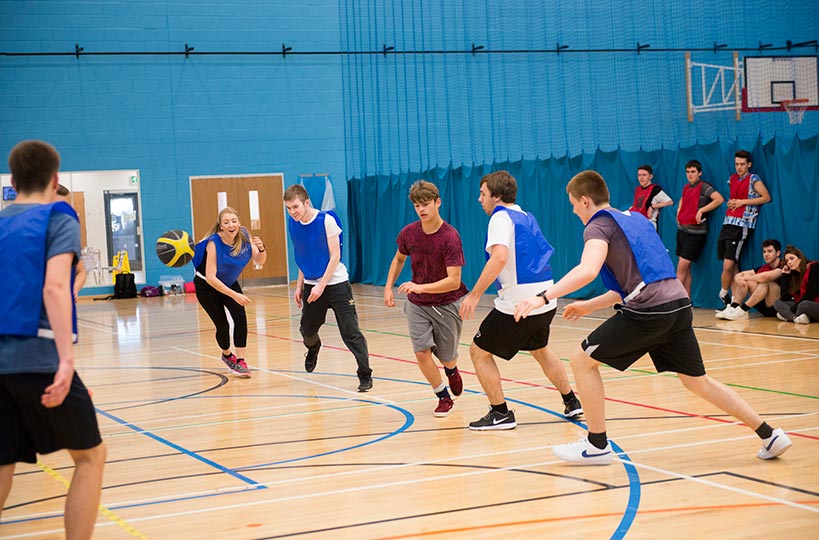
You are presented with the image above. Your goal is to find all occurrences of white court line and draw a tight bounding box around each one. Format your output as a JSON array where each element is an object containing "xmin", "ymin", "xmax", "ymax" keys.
[
  {"xmin": 98, "ymin": 398, "xmax": 408, "ymax": 438},
  {"xmin": 705, "ymin": 355, "xmax": 819, "ymax": 372},
  {"xmin": 172, "ymin": 346, "xmax": 396, "ymax": 405},
  {"xmin": 8, "ymin": 439, "xmax": 816, "ymax": 538},
  {"xmin": 704, "ymin": 349, "xmax": 814, "ymax": 361},
  {"xmin": 612, "ymin": 457, "xmax": 819, "ymax": 512},
  {"xmin": 99, "ymin": 392, "xmax": 406, "ymax": 430},
  {"xmin": 9, "ymin": 415, "xmax": 817, "ymax": 536},
  {"xmin": 695, "ymin": 329, "xmax": 819, "ymax": 344}
]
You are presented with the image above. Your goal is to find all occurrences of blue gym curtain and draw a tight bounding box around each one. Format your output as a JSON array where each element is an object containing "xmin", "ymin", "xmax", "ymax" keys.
[{"xmin": 348, "ymin": 135, "xmax": 819, "ymax": 309}]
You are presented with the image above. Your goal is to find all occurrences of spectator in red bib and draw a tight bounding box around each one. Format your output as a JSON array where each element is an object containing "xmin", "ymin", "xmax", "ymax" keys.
[
  {"xmin": 628, "ymin": 164, "xmax": 673, "ymax": 230},
  {"xmin": 716, "ymin": 150, "xmax": 771, "ymax": 307},
  {"xmin": 675, "ymin": 160, "xmax": 724, "ymax": 296}
]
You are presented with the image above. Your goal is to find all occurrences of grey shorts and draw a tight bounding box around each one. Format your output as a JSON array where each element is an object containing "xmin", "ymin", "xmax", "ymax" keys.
[{"xmin": 403, "ymin": 300, "xmax": 463, "ymax": 362}]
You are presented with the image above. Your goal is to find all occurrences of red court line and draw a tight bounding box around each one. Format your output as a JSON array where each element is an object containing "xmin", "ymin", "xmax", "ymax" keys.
[
  {"xmin": 368, "ymin": 499, "xmax": 819, "ymax": 539},
  {"xmin": 250, "ymin": 331, "xmax": 819, "ymax": 441}
]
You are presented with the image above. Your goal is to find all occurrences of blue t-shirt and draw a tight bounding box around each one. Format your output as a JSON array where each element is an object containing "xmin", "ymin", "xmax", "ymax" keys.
[{"xmin": 0, "ymin": 204, "xmax": 80, "ymax": 374}]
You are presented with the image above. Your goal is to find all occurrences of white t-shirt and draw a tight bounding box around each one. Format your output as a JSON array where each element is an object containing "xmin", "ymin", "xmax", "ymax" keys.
[
  {"xmin": 646, "ymin": 189, "xmax": 672, "ymax": 227},
  {"xmin": 301, "ymin": 211, "xmax": 349, "ymax": 286},
  {"xmin": 486, "ymin": 205, "xmax": 556, "ymax": 316}
]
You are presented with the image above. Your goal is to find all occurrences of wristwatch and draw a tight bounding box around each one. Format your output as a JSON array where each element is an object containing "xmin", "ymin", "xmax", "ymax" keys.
[{"xmin": 536, "ymin": 290, "xmax": 549, "ymax": 303}]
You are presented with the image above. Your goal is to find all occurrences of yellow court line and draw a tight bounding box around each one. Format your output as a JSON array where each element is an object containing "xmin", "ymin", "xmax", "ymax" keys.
[{"xmin": 36, "ymin": 460, "xmax": 149, "ymax": 539}]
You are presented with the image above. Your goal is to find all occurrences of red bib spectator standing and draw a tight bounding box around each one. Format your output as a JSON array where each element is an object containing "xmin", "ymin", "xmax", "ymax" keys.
[{"xmin": 716, "ymin": 150, "xmax": 771, "ymax": 307}]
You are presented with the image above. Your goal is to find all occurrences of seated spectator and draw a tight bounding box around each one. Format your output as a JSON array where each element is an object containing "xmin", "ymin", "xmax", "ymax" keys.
[
  {"xmin": 716, "ymin": 239, "xmax": 785, "ymax": 320},
  {"xmin": 773, "ymin": 246, "xmax": 819, "ymax": 324}
]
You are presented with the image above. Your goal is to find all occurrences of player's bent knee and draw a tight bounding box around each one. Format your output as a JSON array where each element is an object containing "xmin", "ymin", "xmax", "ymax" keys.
[
  {"xmin": 569, "ymin": 346, "xmax": 596, "ymax": 370},
  {"xmin": 69, "ymin": 441, "xmax": 107, "ymax": 468},
  {"xmin": 678, "ymin": 373, "xmax": 708, "ymax": 392}
]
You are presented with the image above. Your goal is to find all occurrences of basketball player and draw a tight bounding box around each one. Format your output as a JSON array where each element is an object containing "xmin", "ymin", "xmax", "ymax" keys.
[
  {"xmin": 192, "ymin": 207, "xmax": 266, "ymax": 377},
  {"xmin": 515, "ymin": 170, "xmax": 792, "ymax": 464},
  {"xmin": 1, "ymin": 140, "xmax": 106, "ymax": 539},
  {"xmin": 384, "ymin": 180, "xmax": 468, "ymax": 417},
  {"xmin": 283, "ymin": 184, "xmax": 374, "ymax": 392},
  {"xmin": 459, "ymin": 170, "xmax": 582, "ymax": 430}
]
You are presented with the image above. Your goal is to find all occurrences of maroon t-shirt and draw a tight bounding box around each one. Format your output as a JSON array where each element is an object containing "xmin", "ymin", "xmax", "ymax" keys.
[{"xmin": 397, "ymin": 221, "xmax": 469, "ymax": 306}]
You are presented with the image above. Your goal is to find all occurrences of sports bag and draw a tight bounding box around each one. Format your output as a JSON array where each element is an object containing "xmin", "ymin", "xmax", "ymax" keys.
[
  {"xmin": 114, "ymin": 272, "xmax": 137, "ymax": 299},
  {"xmin": 139, "ymin": 285, "xmax": 163, "ymax": 297}
]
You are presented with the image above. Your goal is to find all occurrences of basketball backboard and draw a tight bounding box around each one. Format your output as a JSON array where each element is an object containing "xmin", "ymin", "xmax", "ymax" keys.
[{"xmin": 743, "ymin": 56, "xmax": 818, "ymax": 112}]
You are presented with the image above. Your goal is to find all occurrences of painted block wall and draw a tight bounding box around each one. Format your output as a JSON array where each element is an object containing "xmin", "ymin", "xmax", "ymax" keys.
[{"xmin": 1, "ymin": 0, "xmax": 347, "ymax": 286}]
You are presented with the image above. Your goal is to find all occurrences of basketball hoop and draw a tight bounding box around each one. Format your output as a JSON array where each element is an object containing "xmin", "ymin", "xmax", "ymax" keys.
[{"xmin": 781, "ymin": 98, "xmax": 810, "ymax": 124}]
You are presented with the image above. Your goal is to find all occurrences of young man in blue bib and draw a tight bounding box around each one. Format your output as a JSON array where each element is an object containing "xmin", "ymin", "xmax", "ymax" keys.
[
  {"xmin": 459, "ymin": 171, "xmax": 582, "ymax": 430},
  {"xmin": 284, "ymin": 184, "xmax": 373, "ymax": 392},
  {"xmin": 1, "ymin": 141, "xmax": 106, "ymax": 538},
  {"xmin": 515, "ymin": 170, "xmax": 792, "ymax": 464}
]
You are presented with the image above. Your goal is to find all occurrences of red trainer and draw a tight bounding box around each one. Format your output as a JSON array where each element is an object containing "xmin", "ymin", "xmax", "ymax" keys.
[
  {"xmin": 446, "ymin": 370, "xmax": 463, "ymax": 397},
  {"xmin": 434, "ymin": 397, "xmax": 454, "ymax": 417}
]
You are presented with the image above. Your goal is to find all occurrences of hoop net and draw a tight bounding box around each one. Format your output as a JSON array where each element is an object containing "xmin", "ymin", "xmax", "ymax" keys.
[{"xmin": 782, "ymin": 99, "xmax": 809, "ymax": 124}]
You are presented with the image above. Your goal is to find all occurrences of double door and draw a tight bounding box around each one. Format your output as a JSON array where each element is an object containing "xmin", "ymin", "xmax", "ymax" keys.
[{"xmin": 190, "ymin": 175, "xmax": 287, "ymax": 285}]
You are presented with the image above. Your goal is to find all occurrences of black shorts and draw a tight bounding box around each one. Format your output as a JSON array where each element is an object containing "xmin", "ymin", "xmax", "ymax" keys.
[
  {"xmin": 0, "ymin": 372, "xmax": 102, "ymax": 465},
  {"xmin": 717, "ymin": 224, "xmax": 749, "ymax": 262},
  {"xmin": 676, "ymin": 229, "xmax": 708, "ymax": 262},
  {"xmin": 473, "ymin": 308, "xmax": 555, "ymax": 360},
  {"xmin": 754, "ymin": 302, "xmax": 778, "ymax": 317},
  {"xmin": 581, "ymin": 298, "xmax": 706, "ymax": 377}
]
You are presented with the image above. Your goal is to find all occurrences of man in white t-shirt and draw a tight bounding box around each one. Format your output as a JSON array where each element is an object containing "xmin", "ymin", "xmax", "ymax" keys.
[
  {"xmin": 283, "ymin": 184, "xmax": 373, "ymax": 392},
  {"xmin": 459, "ymin": 170, "xmax": 582, "ymax": 430}
]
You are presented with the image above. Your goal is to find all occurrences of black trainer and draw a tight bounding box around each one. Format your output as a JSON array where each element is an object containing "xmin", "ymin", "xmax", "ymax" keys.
[
  {"xmin": 304, "ymin": 340, "xmax": 321, "ymax": 373},
  {"xmin": 563, "ymin": 396, "xmax": 584, "ymax": 419},
  {"xmin": 468, "ymin": 408, "xmax": 516, "ymax": 430},
  {"xmin": 357, "ymin": 376, "xmax": 373, "ymax": 392}
]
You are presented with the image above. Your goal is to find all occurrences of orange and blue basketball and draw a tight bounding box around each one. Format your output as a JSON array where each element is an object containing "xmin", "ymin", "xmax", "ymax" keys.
[{"xmin": 156, "ymin": 230, "xmax": 194, "ymax": 267}]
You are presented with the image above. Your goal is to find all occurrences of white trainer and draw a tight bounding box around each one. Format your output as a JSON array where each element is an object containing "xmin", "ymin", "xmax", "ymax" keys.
[
  {"xmin": 722, "ymin": 307, "xmax": 749, "ymax": 320},
  {"xmin": 553, "ymin": 437, "xmax": 613, "ymax": 465},
  {"xmin": 776, "ymin": 312, "xmax": 789, "ymax": 321},
  {"xmin": 715, "ymin": 306, "xmax": 737, "ymax": 320},
  {"xmin": 757, "ymin": 428, "xmax": 793, "ymax": 460},
  {"xmin": 793, "ymin": 314, "xmax": 810, "ymax": 324}
]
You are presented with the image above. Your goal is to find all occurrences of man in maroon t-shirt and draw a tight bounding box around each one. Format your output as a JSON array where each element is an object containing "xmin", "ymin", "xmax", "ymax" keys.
[{"xmin": 384, "ymin": 180, "xmax": 469, "ymax": 417}]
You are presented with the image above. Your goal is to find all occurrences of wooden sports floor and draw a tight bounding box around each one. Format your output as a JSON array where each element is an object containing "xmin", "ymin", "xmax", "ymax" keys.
[{"xmin": 3, "ymin": 284, "xmax": 818, "ymax": 539}]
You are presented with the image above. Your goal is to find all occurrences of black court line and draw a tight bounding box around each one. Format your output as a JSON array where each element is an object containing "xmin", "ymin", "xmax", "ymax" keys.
[
  {"xmin": 251, "ymin": 469, "xmax": 818, "ymax": 539},
  {"xmin": 91, "ymin": 367, "xmax": 230, "ymax": 412}
]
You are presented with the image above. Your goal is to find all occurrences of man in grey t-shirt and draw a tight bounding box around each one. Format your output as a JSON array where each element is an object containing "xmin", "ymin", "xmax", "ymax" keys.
[
  {"xmin": 675, "ymin": 160, "xmax": 724, "ymax": 296},
  {"xmin": 515, "ymin": 170, "xmax": 792, "ymax": 466}
]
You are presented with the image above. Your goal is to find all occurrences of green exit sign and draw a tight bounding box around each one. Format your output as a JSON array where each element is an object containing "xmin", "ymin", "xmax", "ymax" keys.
[{"xmin": 129, "ymin": 175, "xmax": 138, "ymax": 184}]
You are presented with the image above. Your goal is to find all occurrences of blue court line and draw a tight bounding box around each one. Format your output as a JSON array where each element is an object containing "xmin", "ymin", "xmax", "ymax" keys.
[
  {"xmin": 9, "ymin": 374, "xmax": 637, "ymax": 536},
  {"xmin": 3, "ymin": 394, "xmax": 414, "ymax": 525},
  {"xmin": 244, "ymin": 397, "xmax": 414, "ymax": 469},
  {"xmin": 506, "ymin": 398, "xmax": 640, "ymax": 540},
  {"xmin": 95, "ymin": 408, "xmax": 264, "ymax": 487}
]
